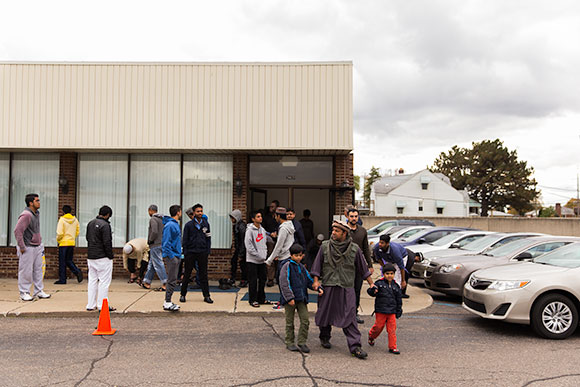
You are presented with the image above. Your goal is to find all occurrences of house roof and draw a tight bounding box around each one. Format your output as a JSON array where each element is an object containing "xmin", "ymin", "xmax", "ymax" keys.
[{"xmin": 373, "ymin": 169, "xmax": 452, "ymax": 195}]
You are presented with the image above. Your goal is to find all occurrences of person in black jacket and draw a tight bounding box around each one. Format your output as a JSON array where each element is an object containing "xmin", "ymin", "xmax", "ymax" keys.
[
  {"xmin": 287, "ymin": 209, "xmax": 306, "ymax": 248},
  {"xmin": 85, "ymin": 205, "xmax": 115, "ymax": 312},
  {"xmin": 181, "ymin": 203, "xmax": 213, "ymax": 304},
  {"xmin": 229, "ymin": 209, "xmax": 247, "ymax": 287},
  {"xmin": 367, "ymin": 263, "xmax": 402, "ymax": 354}
]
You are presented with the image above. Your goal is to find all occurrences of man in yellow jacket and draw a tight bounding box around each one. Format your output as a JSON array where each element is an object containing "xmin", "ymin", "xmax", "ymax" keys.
[{"xmin": 55, "ymin": 205, "xmax": 83, "ymax": 284}]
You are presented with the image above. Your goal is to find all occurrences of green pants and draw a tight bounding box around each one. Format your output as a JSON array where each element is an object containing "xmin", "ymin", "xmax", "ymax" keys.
[{"xmin": 284, "ymin": 301, "xmax": 310, "ymax": 346}]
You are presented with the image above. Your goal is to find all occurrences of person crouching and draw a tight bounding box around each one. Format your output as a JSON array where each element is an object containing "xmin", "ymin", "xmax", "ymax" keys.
[
  {"xmin": 367, "ymin": 263, "xmax": 402, "ymax": 354},
  {"xmin": 279, "ymin": 243, "xmax": 323, "ymax": 353}
]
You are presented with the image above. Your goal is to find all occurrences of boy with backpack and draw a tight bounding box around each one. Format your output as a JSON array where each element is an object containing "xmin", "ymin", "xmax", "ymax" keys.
[
  {"xmin": 367, "ymin": 263, "xmax": 402, "ymax": 354},
  {"xmin": 278, "ymin": 243, "xmax": 323, "ymax": 353}
]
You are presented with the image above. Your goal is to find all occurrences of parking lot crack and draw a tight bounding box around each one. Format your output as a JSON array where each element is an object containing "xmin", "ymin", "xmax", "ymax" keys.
[
  {"xmin": 74, "ymin": 336, "xmax": 114, "ymax": 387},
  {"xmin": 261, "ymin": 316, "xmax": 318, "ymax": 387},
  {"xmin": 522, "ymin": 373, "xmax": 580, "ymax": 386}
]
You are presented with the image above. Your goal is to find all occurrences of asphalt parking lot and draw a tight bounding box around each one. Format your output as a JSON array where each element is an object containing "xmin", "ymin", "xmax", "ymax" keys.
[{"xmin": 2, "ymin": 280, "xmax": 580, "ymax": 387}]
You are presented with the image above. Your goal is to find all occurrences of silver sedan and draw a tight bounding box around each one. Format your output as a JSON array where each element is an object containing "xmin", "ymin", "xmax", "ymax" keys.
[{"xmin": 463, "ymin": 242, "xmax": 580, "ymax": 339}]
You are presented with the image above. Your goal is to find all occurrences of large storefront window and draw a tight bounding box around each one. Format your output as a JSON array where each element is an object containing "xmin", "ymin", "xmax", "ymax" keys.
[
  {"xmin": 77, "ymin": 154, "xmax": 128, "ymax": 247},
  {"xmin": 0, "ymin": 154, "xmax": 9, "ymax": 245},
  {"xmin": 128, "ymin": 154, "xmax": 181, "ymax": 240},
  {"xmin": 10, "ymin": 153, "xmax": 59, "ymax": 247},
  {"xmin": 183, "ymin": 155, "xmax": 233, "ymax": 249}
]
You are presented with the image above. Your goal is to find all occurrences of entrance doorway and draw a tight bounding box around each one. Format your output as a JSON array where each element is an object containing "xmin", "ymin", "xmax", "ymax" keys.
[
  {"xmin": 249, "ymin": 156, "xmax": 334, "ymax": 238},
  {"xmin": 249, "ymin": 187, "xmax": 331, "ymax": 239}
]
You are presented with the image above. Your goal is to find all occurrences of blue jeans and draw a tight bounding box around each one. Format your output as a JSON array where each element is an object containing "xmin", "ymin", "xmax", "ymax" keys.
[{"xmin": 143, "ymin": 246, "xmax": 167, "ymax": 285}]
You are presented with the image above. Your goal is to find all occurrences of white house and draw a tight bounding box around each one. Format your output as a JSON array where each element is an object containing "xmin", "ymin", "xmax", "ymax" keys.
[{"xmin": 371, "ymin": 169, "xmax": 479, "ymax": 217}]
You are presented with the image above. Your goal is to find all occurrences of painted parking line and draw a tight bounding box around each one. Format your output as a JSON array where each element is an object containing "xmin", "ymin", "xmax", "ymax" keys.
[
  {"xmin": 404, "ymin": 315, "xmax": 466, "ymax": 321},
  {"xmin": 434, "ymin": 301, "xmax": 461, "ymax": 308}
]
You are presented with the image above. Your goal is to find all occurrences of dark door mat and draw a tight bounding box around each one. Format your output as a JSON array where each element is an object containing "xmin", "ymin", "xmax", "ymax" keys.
[
  {"xmin": 240, "ymin": 292, "xmax": 319, "ymax": 303},
  {"xmin": 177, "ymin": 285, "xmax": 240, "ymax": 293}
]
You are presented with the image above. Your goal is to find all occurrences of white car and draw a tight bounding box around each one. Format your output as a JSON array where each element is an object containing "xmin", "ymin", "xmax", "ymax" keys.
[
  {"xmin": 463, "ymin": 242, "xmax": 580, "ymax": 339},
  {"xmin": 412, "ymin": 232, "xmax": 544, "ymax": 279},
  {"xmin": 368, "ymin": 225, "xmax": 432, "ymax": 248},
  {"xmin": 407, "ymin": 230, "xmax": 493, "ymax": 258}
]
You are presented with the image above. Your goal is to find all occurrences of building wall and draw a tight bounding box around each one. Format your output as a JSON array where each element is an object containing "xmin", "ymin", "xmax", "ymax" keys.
[
  {"xmin": 0, "ymin": 62, "xmax": 352, "ymax": 152},
  {"xmin": 0, "ymin": 151, "xmax": 354, "ymax": 279},
  {"xmin": 361, "ymin": 216, "xmax": 580, "ymax": 237},
  {"xmin": 374, "ymin": 171, "xmax": 468, "ymax": 217}
]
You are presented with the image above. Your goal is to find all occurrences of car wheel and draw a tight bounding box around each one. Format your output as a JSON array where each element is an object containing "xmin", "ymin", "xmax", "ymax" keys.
[{"xmin": 531, "ymin": 294, "xmax": 578, "ymax": 339}]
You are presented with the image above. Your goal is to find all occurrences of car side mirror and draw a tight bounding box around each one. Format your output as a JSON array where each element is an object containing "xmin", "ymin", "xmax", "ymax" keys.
[
  {"xmin": 515, "ymin": 252, "xmax": 533, "ymax": 261},
  {"xmin": 418, "ymin": 238, "xmax": 426, "ymax": 244},
  {"xmin": 450, "ymin": 243, "xmax": 460, "ymax": 249}
]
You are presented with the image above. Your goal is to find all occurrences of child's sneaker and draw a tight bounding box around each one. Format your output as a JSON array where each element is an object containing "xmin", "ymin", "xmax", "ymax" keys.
[
  {"xmin": 389, "ymin": 348, "xmax": 400, "ymax": 355},
  {"xmin": 272, "ymin": 302, "xmax": 282, "ymax": 310},
  {"xmin": 368, "ymin": 335, "xmax": 375, "ymax": 346}
]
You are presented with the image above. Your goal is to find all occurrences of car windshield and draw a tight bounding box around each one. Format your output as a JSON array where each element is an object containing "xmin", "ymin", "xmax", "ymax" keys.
[
  {"xmin": 431, "ymin": 232, "xmax": 464, "ymax": 247},
  {"xmin": 533, "ymin": 243, "xmax": 580, "ymax": 268},
  {"xmin": 397, "ymin": 228, "xmax": 425, "ymax": 239},
  {"xmin": 484, "ymin": 238, "xmax": 536, "ymax": 257},
  {"xmin": 401, "ymin": 229, "xmax": 433, "ymax": 240},
  {"xmin": 461, "ymin": 234, "xmax": 503, "ymax": 252},
  {"xmin": 367, "ymin": 221, "xmax": 397, "ymax": 236}
]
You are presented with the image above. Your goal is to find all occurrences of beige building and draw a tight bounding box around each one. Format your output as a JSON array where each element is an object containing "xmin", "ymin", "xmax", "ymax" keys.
[{"xmin": 0, "ymin": 62, "xmax": 354, "ymax": 278}]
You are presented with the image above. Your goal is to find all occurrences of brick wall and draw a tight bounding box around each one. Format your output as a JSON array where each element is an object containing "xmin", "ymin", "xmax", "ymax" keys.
[
  {"xmin": 334, "ymin": 153, "xmax": 354, "ymax": 215},
  {"xmin": 58, "ymin": 152, "xmax": 78, "ymax": 216}
]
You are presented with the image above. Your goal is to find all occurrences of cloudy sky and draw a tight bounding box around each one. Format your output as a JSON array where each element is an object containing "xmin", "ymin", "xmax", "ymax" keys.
[{"xmin": 1, "ymin": 0, "xmax": 579, "ymax": 206}]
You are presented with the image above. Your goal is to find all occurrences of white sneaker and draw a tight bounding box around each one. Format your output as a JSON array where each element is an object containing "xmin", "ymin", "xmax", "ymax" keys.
[
  {"xmin": 163, "ymin": 302, "xmax": 180, "ymax": 311},
  {"xmin": 35, "ymin": 291, "xmax": 51, "ymax": 299},
  {"xmin": 20, "ymin": 293, "xmax": 33, "ymax": 301}
]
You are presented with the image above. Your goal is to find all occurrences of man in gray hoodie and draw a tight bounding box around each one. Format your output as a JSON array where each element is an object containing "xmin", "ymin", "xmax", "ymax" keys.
[
  {"xmin": 142, "ymin": 205, "xmax": 168, "ymax": 290},
  {"xmin": 265, "ymin": 207, "xmax": 295, "ymax": 267},
  {"xmin": 244, "ymin": 210, "xmax": 269, "ymax": 306},
  {"xmin": 13, "ymin": 193, "xmax": 51, "ymax": 301}
]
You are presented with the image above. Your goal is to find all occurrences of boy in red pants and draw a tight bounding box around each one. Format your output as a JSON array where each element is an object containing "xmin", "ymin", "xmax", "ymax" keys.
[{"xmin": 367, "ymin": 263, "xmax": 402, "ymax": 354}]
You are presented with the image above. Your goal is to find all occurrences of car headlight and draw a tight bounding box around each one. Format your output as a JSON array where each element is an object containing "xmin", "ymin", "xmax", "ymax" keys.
[
  {"xmin": 487, "ymin": 280, "xmax": 530, "ymax": 291},
  {"xmin": 421, "ymin": 258, "xmax": 431, "ymax": 265},
  {"xmin": 440, "ymin": 264, "xmax": 463, "ymax": 273}
]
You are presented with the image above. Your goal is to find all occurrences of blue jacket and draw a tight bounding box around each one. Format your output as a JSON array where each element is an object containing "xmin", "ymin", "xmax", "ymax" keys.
[
  {"xmin": 162, "ymin": 216, "xmax": 182, "ymax": 259},
  {"xmin": 367, "ymin": 277, "xmax": 402, "ymax": 317},
  {"xmin": 183, "ymin": 217, "xmax": 211, "ymax": 254},
  {"xmin": 278, "ymin": 258, "xmax": 314, "ymax": 305},
  {"xmin": 373, "ymin": 242, "xmax": 407, "ymax": 273}
]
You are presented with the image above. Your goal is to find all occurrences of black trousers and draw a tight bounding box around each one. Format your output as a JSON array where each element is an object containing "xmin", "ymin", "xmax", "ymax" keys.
[
  {"xmin": 354, "ymin": 272, "xmax": 363, "ymax": 309},
  {"xmin": 58, "ymin": 246, "xmax": 80, "ymax": 282},
  {"xmin": 181, "ymin": 252, "xmax": 210, "ymax": 298},
  {"xmin": 127, "ymin": 258, "xmax": 148, "ymax": 278},
  {"xmin": 230, "ymin": 249, "xmax": 247, "ymax": 281},
  {"xmin": 246, "ymin": 262, "xmax": 266, "ymax": 304}
]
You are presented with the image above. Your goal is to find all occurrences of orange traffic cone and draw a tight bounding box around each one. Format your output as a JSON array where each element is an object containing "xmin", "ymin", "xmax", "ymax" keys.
[{"xmin": 92, "ymin": 298, "xmax": 117, "ymax": 336}]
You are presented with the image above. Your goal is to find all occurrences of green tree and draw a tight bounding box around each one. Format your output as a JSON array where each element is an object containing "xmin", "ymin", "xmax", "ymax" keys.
[
  {"xmin": 431, "ymin": 139, "xmax": 539, "ymax": 217},
  {"xmin": 538, "ymin": 206, "xmax": 557, "ymax": 217},
  {"xmin": 363, "ymin": 166, "xmax": 381, "ymax": 208},
  {"xmin": 354, "ymin": 175, "xmax": 361, "ymax": 192}
]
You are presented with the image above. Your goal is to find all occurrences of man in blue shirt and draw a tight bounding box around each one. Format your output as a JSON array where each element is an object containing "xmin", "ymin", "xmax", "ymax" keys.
[
  {"xmin": 162, "ymin": 205, "xmax": 182, "ymax": 312},
  {"xmin": 372, "ymin": 235, "xmax": 409, "ymax": 297}
]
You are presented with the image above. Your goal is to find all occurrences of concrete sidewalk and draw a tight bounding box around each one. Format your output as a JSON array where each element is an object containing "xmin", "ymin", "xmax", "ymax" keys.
[{"xmin": 0, "ymin": 268, "xmax": 432, "ymax": 317}]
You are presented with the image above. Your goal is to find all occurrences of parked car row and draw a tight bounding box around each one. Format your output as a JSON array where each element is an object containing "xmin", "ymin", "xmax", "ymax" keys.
[{"xmin": 368, "ymin": 220, "xmax": 580, "ymax": 340}]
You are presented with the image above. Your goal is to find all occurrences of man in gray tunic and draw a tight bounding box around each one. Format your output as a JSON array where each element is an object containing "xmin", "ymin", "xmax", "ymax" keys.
[{"xmin": 311, "ymin": 220, "xmax": 376, "ymax": 359}]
